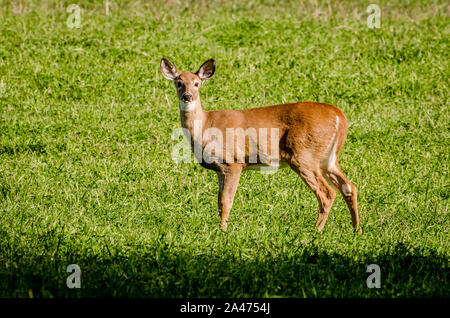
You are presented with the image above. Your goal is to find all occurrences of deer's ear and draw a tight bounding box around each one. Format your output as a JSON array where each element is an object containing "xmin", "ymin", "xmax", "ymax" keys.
[
  {"xmin": 160, "ymin": 58, "xmax": 180, "ymax": 80},
  {"xmin": 196, "ymin": 59, "xmax": 215, "ymax": 81}
]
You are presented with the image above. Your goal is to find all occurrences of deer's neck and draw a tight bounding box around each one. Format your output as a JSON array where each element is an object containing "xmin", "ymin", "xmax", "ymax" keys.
[{"xmin": 179, "ymin": 99, "xmax": 207, "ymax": 141}]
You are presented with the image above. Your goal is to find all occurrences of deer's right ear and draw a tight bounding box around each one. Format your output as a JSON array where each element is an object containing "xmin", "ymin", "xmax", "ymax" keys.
[{"xmin": 160, "ymin": 58, "xmax": 180, "ymax": 80}]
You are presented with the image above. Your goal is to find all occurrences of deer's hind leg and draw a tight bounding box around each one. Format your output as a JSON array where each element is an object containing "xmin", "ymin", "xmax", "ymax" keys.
[
  {"xmin": 323, "ymin": 163, "xmax": 361, "ymax": 233},
  {"xmin": 289, "ymin": 160, "xmax": 336, "ymax": 233}
]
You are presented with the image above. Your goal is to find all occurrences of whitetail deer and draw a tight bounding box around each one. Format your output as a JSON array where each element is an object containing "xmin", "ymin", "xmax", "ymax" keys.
[{"xmin": 161, "ymin": 58, "xmax": 361, "ymax": 233}]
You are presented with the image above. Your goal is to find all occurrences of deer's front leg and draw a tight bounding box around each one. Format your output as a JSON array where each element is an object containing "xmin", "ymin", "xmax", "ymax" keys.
[{"xmin": 217, "ymin": 164, "xmax": 243, "ymax": 230}]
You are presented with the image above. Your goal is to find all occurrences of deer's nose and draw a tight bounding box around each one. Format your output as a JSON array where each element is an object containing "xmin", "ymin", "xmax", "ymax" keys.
[{"xmin": 182, "ymin": 93, "xmax": 193, "ymax": 103}]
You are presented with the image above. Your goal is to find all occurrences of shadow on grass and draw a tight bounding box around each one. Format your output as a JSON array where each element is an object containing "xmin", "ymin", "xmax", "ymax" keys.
[{"xmin": 0, "ymin": 242, "xmax": 448, "ymax": 298}]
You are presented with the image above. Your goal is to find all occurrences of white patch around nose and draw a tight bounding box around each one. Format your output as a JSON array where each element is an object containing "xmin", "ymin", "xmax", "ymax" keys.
[{"xmin": 179, "ymin": 100, "xmax": 196, "ymax": 112}]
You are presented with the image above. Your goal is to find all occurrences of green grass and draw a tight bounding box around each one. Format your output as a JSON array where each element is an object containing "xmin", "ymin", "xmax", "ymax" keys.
[{"xmin": 0, "ymin": 0, "xmax": 449, "ymax": 297}]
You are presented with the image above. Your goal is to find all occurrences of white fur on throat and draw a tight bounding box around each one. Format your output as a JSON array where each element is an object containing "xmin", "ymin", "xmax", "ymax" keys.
[{"xmin": 179, "ymin": 100, "xmax": 196, "ymax": 112}]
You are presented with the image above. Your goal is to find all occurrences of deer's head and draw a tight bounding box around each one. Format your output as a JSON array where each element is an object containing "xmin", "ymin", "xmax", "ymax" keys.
[{"xmin": 160, "ymin": 58, "xmax": 215, "ymax": 111}]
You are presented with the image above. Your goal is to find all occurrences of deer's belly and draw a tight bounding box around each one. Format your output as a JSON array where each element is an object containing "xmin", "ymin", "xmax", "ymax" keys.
[{"xmin": 244, "ymin": 161, "xmax": 290, "ymax": 174}]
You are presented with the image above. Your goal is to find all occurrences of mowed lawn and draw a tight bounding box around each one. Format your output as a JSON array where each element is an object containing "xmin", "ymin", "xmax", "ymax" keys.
[{"xmin": 0, "ymin": 0, "xmax": 448, "ymax": 297}]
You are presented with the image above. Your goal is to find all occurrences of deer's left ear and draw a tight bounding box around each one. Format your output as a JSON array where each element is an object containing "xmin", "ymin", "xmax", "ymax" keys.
[
  {"xmin": 160, "ymin": 58, "xmax": 180, "ymax": 80},
  {"xmin": 196, "ymin": 59, "xmax": 215, "ymax": 81}
]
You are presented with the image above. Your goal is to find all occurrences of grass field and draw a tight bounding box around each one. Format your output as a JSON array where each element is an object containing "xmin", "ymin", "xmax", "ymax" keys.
[{"xmin": 0, "ymin": 0, "xmax": 449, "ymax": 298}]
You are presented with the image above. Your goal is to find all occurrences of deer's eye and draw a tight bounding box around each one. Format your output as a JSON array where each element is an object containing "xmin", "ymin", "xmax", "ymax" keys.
[
  {"xmin": 177, "ymin": 81, "xmax": 182, "ymax": 88},
  {"xmin": 194, "ymin": 82, "xmax": 200, "ymax": 87}
]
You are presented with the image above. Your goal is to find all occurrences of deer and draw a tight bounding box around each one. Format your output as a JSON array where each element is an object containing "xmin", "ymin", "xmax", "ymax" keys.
[{"xmin": 160, "ymin": 58, "xmax": 361, "ymax": 234}]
